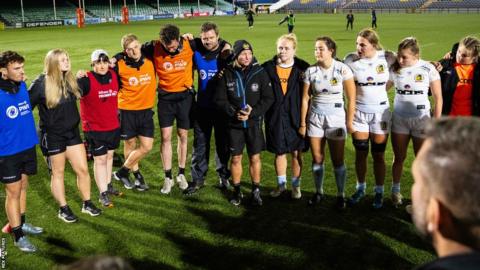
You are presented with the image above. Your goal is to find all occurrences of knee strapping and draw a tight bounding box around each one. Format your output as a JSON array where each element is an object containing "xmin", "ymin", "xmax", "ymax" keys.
[
  {"xmin": 352, "ymin": 139, "xmax": 369, "ymax": 151},
  {"xmin": 371, "ymin": 141, "xmax": 387, "ymax": 153}
]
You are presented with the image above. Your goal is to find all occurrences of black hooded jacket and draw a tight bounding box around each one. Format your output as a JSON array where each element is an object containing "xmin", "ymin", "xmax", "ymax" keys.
[
  {"xmin": 262, "ymin": 56, "xmax": 309, "ymax": 154},
  {"xmin": 215, "ymin": 59, "xmax": 273, "ymax": 129},
  {"xmin": 29, "ymin": 74, "xmax": 80, "ymax": 135}
]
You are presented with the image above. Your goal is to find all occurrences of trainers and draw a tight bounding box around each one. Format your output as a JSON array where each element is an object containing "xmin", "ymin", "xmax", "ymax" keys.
[
  {"xmin": 22, "ymin": 223, "xmax": 43, "ymax": 235},
  {"xmin": 218, "ymin": 178, "xmax": 230, "ymax": 190},
  {"xmin": 113, "ymin": 171, "xmax": 134, "ymax": 189},
  {"xmin": 347, "ymin": 189, "xmax": 366, "ymax": 206},
  {"xmin": 1, "ymin": 223, "xmax": 10, "ymax": 234},
  {"xmin": 372, "ymin": 192, "xmax": 384, "ymax": 209},
  {"xmin": 336, "ymin": 196, "xmax": 346, "ymax": 210},
  {"xmin": 81, "ymin": 201, "xmax": 102, "ymax": 216},
  {"xmin": 391, "ymin": 192, "xmax": 403, "ymax": 207},
  {"xmin": 14, "ymin": 236, "xmax": 36, "ymax": 253},
  {"xmin": 308, "ymin": 192, "xmax": 323, "ymax": 206},
  {"xmin": 406, "ymin": 204, "xmax": 413, "ymax": 214},
  {"xmin": 58, "ymin": 206, "xmax": 78, "ymax": 223},
  {"xmin": 176, "ymin": 174, "xmax": 188, "ymax": 190},
  {"xmin": 230, "ymin": 191, "xmax": 243, "ymax": 206},
  {"xmin": 250, "ymin": 189, "xmax": 263, "ymax": 206},
  {"xmin": 291, "ymin": 186, "xmax": 302, "ymax": 199},
  {"xmin": 2, "ymin": 223, "xmax": 43, "ymax": 235},
  {"xmin": 107, "ymin": 182, "xmax": 124, "ymax": 196},
  {"xmin": 99, "ymin": 192, "xmax": 113, "ymax": 208},
  {"xmin": 161, "ymin": 177, "xmax": 174, "ymax": 194},
  {"xmin": 270, "ymin": 185, "xmax": 286, "ymax": 198},
  {"xmin": 183, "ymin": 181, "xmax": 204, "ymax": 195},
  {"xmin": 134, "ymin": 172, "xmax": 149, "ymax": 191}
]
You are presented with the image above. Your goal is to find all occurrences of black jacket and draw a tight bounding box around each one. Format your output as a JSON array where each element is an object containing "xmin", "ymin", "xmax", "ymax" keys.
[
  {"xmin": 262, "ymin": 56, "xmax": 309, "ymax": 154},
  {"xmin": 29, "ymin": 74, "xmax": 80, "ymax": 135},
  {"xmin": 440, "ymin": 43, "xmax": 480, "ymax": 116},
  {"xmin": 215, "ymin": 59, "xmax": 273, "ymax": 129},
  {"xmin": 414, "ymin": 252, "xmax": 480, "ymax": 270}
]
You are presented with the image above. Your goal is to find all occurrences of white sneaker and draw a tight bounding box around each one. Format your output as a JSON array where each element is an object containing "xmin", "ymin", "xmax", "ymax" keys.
[
  {"xmin": 161, "ymin": 177, "xmax": 174, "ymax": 194},
  {"xmin": 176, "ymin": 174, "xmax": 188, "ymax": 190},
  {"xmin": 406, "ymin": 204, "xmax": 413, "ymax": 214},
  {"xmin": 291, "ymin": 186, "xmax": 302, "ymax": 199},
  {"xmin": 270, "ymin": 185, "xmax": 286, "ymax": 198},
  {"xmin": 391, "ymin": 192, "xmax": 403, "ymax": 207}
]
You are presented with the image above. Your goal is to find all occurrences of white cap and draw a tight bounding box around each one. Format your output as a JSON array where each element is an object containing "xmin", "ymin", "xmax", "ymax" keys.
[{"xmin": 90, "ymin": 49, "xmax": 109, "ymax": 62}]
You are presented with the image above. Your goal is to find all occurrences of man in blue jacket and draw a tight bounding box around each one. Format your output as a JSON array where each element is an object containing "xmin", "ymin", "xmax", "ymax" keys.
[
  {"xmin": 185, "ymin": 22, "xmax": 233, "ymax": 195},
  {"xmin": 0, "ymin": 51, "xmax": 42, "ymax": 252}
]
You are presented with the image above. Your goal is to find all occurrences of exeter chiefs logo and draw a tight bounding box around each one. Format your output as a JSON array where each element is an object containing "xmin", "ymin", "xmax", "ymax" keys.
[
  {"xmin": 376, "ymin": 64, "xmax": 385, "ymax": 74},
  {"xmin": 6, "ymin": 106, "xmax": 18, "ymax": 119},
  {"xmin": 199, "ymin": 70, "xmax": 207, "ymax": 80},
  {"xmin": 415, "ymin": 74, "xmax": 424, "ymax": 82},
  {"xmin": 251, "ymin": 83, "xmax": 259, "ymax": 92},
  {"xmin": 330, "ymin": 77, "xmax": 338, "ymax": 86},
  {"xmin": 163, "ymin": 62, "xmax": 173, "ymax": 71},
  {"xmin": 128, "ymin": 76, "xmax": 139, "ymax": 86}
]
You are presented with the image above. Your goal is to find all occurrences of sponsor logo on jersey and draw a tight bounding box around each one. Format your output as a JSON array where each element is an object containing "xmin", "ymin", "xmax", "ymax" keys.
[
  {"xmin": 128, "ymin": 76, "xmax": 139, "ymax": 86},
  {"xmin": 251, "ymin": 83, "xmax": 259, "ymax": 92},
  {"xmin": 415, "ymin": 74, "xmax": 424, "ymax": 82},
  {"xmin": 330, "ymin": 77, "xmax": 338, "ymax": 86},
  {"xmin": 376, "ymin": 64, "xmax": 385, "ymax": 74},
  {"xmin": 404, "ymin": 84, "xmax": 411, "ymax": 89},
  {"xmin": 367, "ymin": 76, "xmax": 374, "ymax": 82},
  {"xmin": 200, "ymin": 70, "xmax": 207, "ymax": 80},
  {"xmin": 6, "ymin": 105, "xmax": 18, "ymax": 119},
  {"xmin": 321, "ymin": 89, "xmax": 328, "ymax": 93},
  {"xmin": 163, "ymin": 62, "xmax": 173, "ymax": 71}
]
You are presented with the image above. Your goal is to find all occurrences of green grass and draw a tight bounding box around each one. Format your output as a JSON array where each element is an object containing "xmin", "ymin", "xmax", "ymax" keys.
[{"xmin": 0, "ymin": 13, "xmax": 479, "ymax": 269}]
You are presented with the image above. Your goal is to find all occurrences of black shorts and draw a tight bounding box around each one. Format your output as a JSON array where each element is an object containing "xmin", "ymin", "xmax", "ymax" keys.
[
  {"xmin": 228, "ymin": 124, "xmax": 265, "ymax": 156},
  {"xmin": 85, "ymin": 129, "xmax": 121, "ymax": 156},
  {"xmin": 40, "ymin": 127, "xmax": 83, "ymax": 157},
  {"xmin": 0, "ymin": 147, "xmax": 37, "ymax": 184},
  {"xmin": 157, "ymin": 90, "xmax": 194, "ymax": 129},
  {"xmin": 120, "ymin": 109, "xmax": 155, "ymax": 140}
]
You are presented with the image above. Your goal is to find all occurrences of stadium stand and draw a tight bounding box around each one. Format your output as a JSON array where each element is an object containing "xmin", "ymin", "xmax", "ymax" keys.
[{"xmin": 427, "ymin": 0, "xmax": 480, "ymax": 9}]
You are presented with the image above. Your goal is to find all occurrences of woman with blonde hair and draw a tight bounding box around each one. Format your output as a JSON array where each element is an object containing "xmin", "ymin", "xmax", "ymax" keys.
[
  {"xmin": 29, "ymin": 49, "xmax": 101, "ymax": 223},
  {"xmin": 388, "ymin": 37, "xmax": 442, "ymax": 207},
  {"xmin": 440, "ymin": 36, "xmax": 480, "ymax": 116},
  {"xmin": 344, "ymin": 28, "xmax": 396, "ymax": 209},
  {"xmin": 263, "ymin": 33, "xmax": 309, "ymax": 199}
]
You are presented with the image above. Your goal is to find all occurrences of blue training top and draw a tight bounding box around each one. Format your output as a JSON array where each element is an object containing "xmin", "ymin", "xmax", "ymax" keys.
[
  {"xmin": 0, "ymin": 82, "xmax": 38, "ymax": 156},
  {"xmin": 194, "ymin": 51, "xmax": 218, "ymax": 108}
]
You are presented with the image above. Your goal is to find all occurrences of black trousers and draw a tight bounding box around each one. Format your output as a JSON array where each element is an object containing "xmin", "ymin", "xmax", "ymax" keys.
[
  {"xmin": 190, "ymin": 107, "xmax": 231, "ymax": 183},
  {"xmin": 346, "ymin": 21, "xmax": 353, "ymax": 30}
]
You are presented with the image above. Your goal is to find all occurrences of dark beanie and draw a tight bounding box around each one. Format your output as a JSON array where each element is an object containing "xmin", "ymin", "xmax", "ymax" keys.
[{"xmin": 232, "ymin": 40, "xmax": 253, "ymax": 59}]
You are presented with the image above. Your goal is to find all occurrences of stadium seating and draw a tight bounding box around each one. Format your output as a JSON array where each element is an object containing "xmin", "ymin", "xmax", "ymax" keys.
[
  {"xmin": 346, "ymin": 0, "xmax": 427, "ymax": 9},
  {"xmin": 427, "ymin": 0, "xmax": 480, "ymax": 9}
]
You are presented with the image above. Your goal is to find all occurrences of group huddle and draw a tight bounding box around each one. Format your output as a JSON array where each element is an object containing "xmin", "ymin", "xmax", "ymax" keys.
[{"xmin": 0, "ymin": 21, "xmax": 479, "ymax": 253}]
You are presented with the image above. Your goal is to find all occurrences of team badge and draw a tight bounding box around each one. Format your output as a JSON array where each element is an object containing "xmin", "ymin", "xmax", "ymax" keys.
[
  {"xmin": 415, "ymin": 74, "xmax": 424, "ymax": 82},
  {"xmin": 163, "ymin": 62, "xmax": 173, "ymax": 71},
  {"xmin": 251, "ymin": 83, "xmax": 259, "ymax": 92},
  {"xmin": 330, "ymin": 77, "xmax": 338, "ymax": 86},
  {"xmin": 376, "ymin": 64, "xmax": 385, "ymax": 74},
  {"xmin": 243, "ymin": 43, "xmax": 251, "ymax": 50},
  {"xmin": 6, "ymin": 106, "xmax": 18, "ymax": 119},
  {"xmin": 128, "ymin": 77, "xmax": 139, "ymax": 86}
]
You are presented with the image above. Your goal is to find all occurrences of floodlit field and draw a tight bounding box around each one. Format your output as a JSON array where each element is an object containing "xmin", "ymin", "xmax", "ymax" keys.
[{"xmin": 0, "ymin": 13, "xmax": 479, "ymax": 270}]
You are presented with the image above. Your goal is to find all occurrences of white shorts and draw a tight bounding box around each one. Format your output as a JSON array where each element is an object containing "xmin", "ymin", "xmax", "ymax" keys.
[
  {"xmin": 353, "ymin": 109, "xmax": 391, "ymax": 134},
  {"xmin": 392, "ymin": 113, "xmax": 430, "ymax": 138},
  {"xmin": 307, "ymin": 112, "xmax": 346, "ymax": 140}
]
